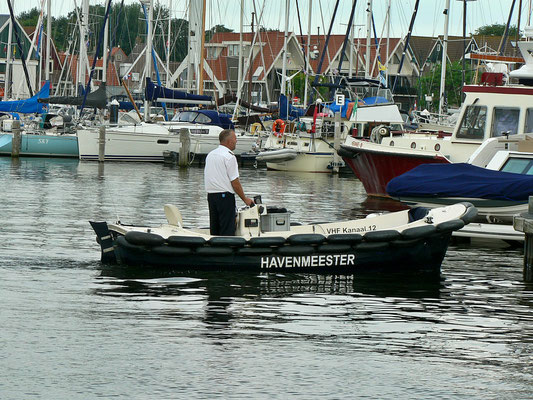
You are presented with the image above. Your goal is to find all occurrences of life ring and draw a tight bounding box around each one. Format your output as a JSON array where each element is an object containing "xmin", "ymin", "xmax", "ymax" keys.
[{"xmin": 272, "ymin": 119, "xmax": 286, "ymax": 136}]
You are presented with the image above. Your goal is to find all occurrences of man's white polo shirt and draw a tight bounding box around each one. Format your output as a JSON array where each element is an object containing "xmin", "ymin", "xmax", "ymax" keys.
[{"xmin": 204, "ymin": 145, "xmax": 239, "ymax": 194}]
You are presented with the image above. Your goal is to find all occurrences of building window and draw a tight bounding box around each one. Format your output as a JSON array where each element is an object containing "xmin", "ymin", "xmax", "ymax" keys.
[
  {"xmin": 95, "ymin": 68, "xmax": 103, "ymax": 81},
  {"xmin": 228, "ymin": 44, "xmax": 239, "ymax": 57},
  {"xmin": 206, "ymin": 47, "xmax": 218, "ymax": 60}
]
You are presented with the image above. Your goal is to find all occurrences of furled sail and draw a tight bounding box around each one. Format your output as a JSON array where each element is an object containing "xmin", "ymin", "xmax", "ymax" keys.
[
  {"xmin": 38, "ymin": 84, "xmax": 107, "ymax": 109},
  {"xmin": 144, "ymin": 78, "xmax": 213, "ymax": 105},
  {"xmin": 0, "ymin": 81, "xmax": 50, "ymax": 114}
]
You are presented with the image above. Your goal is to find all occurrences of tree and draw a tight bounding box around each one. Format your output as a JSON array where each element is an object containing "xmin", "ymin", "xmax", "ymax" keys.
[
  {"xmin": 205, "ymin": 24, "xmax": 233, "ymax": 42},
  {"xmin": 16, "ymin": 8, "xmax": 41, "ymax": 27},
  {"xmin": 475, "ymin": 23, "xmax": 518, "ymax": 37},
  {"xmin": 419, "ymin": 61, "xmax": 473, "ymax": 110}
]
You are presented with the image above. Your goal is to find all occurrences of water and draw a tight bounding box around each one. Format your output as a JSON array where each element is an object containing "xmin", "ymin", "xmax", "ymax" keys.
[{"xmin": 1, "ymin": 157, "xmax": 532, "ymax": 399}]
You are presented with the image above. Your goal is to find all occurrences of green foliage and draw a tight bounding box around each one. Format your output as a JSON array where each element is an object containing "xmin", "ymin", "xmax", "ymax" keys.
[
  {"xmin": 475, "ymin": 23, "xmax": 518, "ymax": 37},
  {"xmin": 205, "ymin": 24, "xmax": 233, "ymax": 42},
  {"xmin": 15, "ymin": 4, "xmax": 229, "ymax": 64},
  {"xmin": 16, "ymin": 8, "xmax": 41, "ymax": 27},
  {"xmin": 419, "ymin": 61, "xmax": 473, "ymax": 110}
]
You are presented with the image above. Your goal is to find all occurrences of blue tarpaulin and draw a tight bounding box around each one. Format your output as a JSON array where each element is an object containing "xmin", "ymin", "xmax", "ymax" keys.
[
  {"xmin": 0, "ymin": 81, "xmax": 49, "ymax": 114},
  {"xmin": 278, "ymin": 94, "xmax": 306, "ymax": 120},
  {"xmin": 386, "ymin": 163, "xmax": 533, "ymax": 202}
]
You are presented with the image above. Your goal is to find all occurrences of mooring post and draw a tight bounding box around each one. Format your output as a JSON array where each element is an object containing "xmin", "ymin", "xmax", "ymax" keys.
[
  {"xmin": 333, "ymin": 111, "xmax": 341, "ymax": 173},
  {"xmin": 178, "ymin": 128, "xmax": 190, "ymax": 167},
  {"xmin": 11, "ymin": 119, "xmax": 21, "ymax": 158},
  {"xmin": 98, "ymin": 125, "xmax": 106, "ymax": 162},
  {"xmin": 513, "ymin": 196, "xmax": 533, "ymax": 282}
]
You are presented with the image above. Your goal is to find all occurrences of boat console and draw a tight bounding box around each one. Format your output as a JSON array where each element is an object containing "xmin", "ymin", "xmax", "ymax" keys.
[{"xmin": 235, "ymin": 195, "xmax": 291, "ymax": 236}]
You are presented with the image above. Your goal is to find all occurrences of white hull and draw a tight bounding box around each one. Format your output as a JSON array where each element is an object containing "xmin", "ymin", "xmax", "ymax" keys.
[
  {"xmin": 454, "ymin": 222, "xmax": 524, "ymax": 242},
  {"xmin": 266, "ymin": 152, "xmax": 337, "ymax": 173},
  {"xmin": 78, "ymin": 124, "xmax": 181, "ymax": 162}
]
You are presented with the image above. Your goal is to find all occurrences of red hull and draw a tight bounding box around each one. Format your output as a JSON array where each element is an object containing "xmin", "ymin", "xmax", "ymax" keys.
[{"xmin": 342, "ymin": 147, "xmax": 449, "ymax": 197}]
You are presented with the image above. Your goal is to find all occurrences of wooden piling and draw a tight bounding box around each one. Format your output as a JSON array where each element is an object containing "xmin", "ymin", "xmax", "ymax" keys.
[
  {"xmin": 178, "ymin": 128, "xmax": 190, "ymax": 167},
  {"xmin": 513, "ymin": 196, "xmax": 533, "ymax": 282},
  {"xmin": 98, "ymin": 126, "xmax": 106, "ymax": 162},
  {"xmin": 11, "ymin": 119, "xmax": 21, "ymax": 158}
]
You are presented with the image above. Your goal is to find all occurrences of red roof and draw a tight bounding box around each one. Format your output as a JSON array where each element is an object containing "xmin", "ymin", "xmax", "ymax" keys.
[{"xmin": 206, "ymin": 31, "xmax": 297, "ymax": 82}]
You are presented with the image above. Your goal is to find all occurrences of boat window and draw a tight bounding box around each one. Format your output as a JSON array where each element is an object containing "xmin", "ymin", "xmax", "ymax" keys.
[
  {"xmin": 525, "ymin": 108, "xmax": 533, "ymax": 133},
  {"xmin": 491, "ymin": 107, "xmax": 520, "ymax": 137},
  {"xmin": 456, "ymin": 105, "xmax": 487, "ymax": 140},
  {"xmin": 193, "ymin": 113, "xmax": 212, "ymax": 124},
  {"xmin": 501, "ymin": 158, "xmax": 533, "ymax": 175},
  {"xmin": 175, "ymin": 111, "xmax": 196, "ymax": 122}
]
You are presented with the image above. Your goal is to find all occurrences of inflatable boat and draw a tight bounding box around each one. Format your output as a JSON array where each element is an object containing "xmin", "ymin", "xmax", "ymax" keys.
[{"xmin": 90, "ymin": 200, "xmax": 476, "ymax": 273}]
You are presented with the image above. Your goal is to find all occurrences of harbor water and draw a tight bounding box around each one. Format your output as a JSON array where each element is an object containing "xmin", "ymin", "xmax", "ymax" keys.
[{"xmin": 1, "ymin": 157, "xmax": 532, "ymax": 399}]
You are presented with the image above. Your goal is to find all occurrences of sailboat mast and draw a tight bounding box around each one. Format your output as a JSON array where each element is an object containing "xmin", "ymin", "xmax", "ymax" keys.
[
  {"xmin": 103, "ymin": 0, "xmax": 110, "ymax": 84},
  {"xmin": 365, "ymin": 0, "xmax": 372, "ymax": 79},
  {"xmin": 144, "ymin": 0, "xmax": 154, "ymax": 121},
  {"xmin": 198, "ymin": 0, "xmax": 206, "ymax": 95},
  {"xmin": 78, "ymin": 0, "xmax": 89, "ymax": 96},
  {"xmin": 303, "ymin": 0, "xmax": 312, "ymax": 106},
  {"xmin": 166, "ymin": 0, "xmax": 172, "ymax": 86},
  {"xmin": 280, "ymin": 0, "xmax": 290, "ymax": 96},
  {"xmin": 439, "ymin": 0, "xmax": 450, "ymax": 116},
  {"xmin": 45, "ymin": 0, "xmax": 51, "ymax": 82},
  {"xmin": 4, "ymin": 16, "xmax": 12, "ymax": 100}
]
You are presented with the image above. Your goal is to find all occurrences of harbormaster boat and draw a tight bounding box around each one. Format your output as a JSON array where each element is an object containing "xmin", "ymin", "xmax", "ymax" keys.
[{"xmin": 90, "ymin": 199, "xmax": 476, "ymax": 273}]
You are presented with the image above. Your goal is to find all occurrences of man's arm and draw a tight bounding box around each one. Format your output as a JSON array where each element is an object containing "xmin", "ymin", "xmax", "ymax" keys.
[{"xmin": 231, "ymin": 178, "xmax": 254, "ymax": 206}]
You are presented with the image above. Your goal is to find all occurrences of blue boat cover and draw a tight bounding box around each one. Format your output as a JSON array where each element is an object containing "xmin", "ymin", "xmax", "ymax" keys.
[
  {"xmin": 0, "ymin": 81, "xmax": 50, "ymax": 114},
  {"xmin": 145, "ymin": 78, "xmax": 212, "ymax": 103},
  {"xmin": 278, "ymin": 94, "xmax": 306, "ymax": 120},
  {"xmin": 386, "ymin": 163, "xmax": 533, "ymax": 201}
]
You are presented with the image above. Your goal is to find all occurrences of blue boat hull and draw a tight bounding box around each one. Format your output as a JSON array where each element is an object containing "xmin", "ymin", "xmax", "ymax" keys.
[{"xmin": 0, "ymin": 133, "xmax": 78, "ymax": 157}]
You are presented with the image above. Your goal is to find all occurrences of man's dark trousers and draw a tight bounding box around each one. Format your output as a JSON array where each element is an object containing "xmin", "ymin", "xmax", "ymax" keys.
[{"xmin": 207, "ymin": 192, "xmax": 236, "ymax": 236}]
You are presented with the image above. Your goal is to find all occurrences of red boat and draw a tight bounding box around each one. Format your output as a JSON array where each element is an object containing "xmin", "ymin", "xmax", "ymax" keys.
[{"xmin": 339, "ymin": 138, "xmax": 450, "ymax": 197}]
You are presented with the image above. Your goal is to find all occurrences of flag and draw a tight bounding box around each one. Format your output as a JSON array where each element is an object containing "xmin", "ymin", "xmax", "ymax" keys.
[{"xmin": 378, "ymin": 61, "xmax": 386, "ymax": 72}]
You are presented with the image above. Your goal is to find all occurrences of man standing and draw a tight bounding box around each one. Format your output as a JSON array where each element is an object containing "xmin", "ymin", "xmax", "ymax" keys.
[{"xmin": 204, "ymin": 129, "xmax": 254, "ymax": 236}]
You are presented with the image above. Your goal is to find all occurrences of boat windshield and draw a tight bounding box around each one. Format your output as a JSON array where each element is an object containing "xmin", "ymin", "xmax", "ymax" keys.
[
  {"xmin": 456, "ymin": 105, "xmax": 487, "ymax": 140},
  {"xmin": 491, "ymin": 107, "xmax": 519, "ymax": 137},
  {"xmin": 501, "ymin": 157, "xmax": 533, "ymax": 175},
  {"xmin": 173, "ymin": 111, "xmax": 198, "ymax": 122}
]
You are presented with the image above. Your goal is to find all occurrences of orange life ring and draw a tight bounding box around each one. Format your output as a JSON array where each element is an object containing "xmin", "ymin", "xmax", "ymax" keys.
[{"xmin": 272, "ymin": 119, "xmax": 286, "ymax": 136}]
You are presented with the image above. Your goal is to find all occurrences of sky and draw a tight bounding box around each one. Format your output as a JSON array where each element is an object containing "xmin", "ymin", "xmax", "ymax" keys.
[{"xmin": 0, "ymin": 0, "xmax": 529, "ymax": 39}]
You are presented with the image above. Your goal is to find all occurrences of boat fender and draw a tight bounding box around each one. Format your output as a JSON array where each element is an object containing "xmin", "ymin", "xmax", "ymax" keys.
[
  {"xmin": 167, "ymin": 236, "xmax": 207, "ymax": 247},
  {"xmin": 277, "ymin": 245, "xmax": 315, "ymax": 256},
  {"xmin": 247, "ymin": 236, "xmax": 286, "ymax": 247},
  {"xmin": 195, "ymin": 246, "xmax": 234, "ymax": 256},
  {"xmin": 151, "ymin": 245, "xmax": 192, "ymax": 256},
  {"xmin": 363, "ymin": 230, "xmax": 401, "ymax": 242},
  {"xmin": 125, "ymin": 231, "xmax": 165, "ymax": 247},
  {"xmin": 356, "ymin": 241, "xmax": 390, "ymax": 252},
  {"xmin": 273, "ymin": 119, "xmax": 286, "ymax": 136},
  {"xmin": 390, "ymin": 238, "xmax": 425, "ymax": 248},
  {"xmin": 287, "ymin": 233, "xmax": 326, "ymax": 246},
  {"xmin": 117, "ymin": 235, "xmax": 145, "ymax": 252},
  {"xmin": 208, "ymin": 237, "xmax": 247, "ymax": 247},
  {"xmin": 336, "ymin": 146, "xmax": 356, "ymax": 159},
  {"xmin": 326, "ymin": 233, "xmax": 363, "ymax": 244},
  {"xmin": 459, "ymin": 203, "xmax": 478, "ymax": 223},
  {"xmin": 317, "ymin": 244, "xmax": 353, "ymax": 253},
  {"xmin": 237, "ymin": 247, "xmax": 274, "ymax": 255},
  {"xmin": 401, "ymin": 225, "xmax": 437, "ymax": 240},
  {"xmin": 436, "ymin": 219, "xmax": 465, "ymax": 233}
]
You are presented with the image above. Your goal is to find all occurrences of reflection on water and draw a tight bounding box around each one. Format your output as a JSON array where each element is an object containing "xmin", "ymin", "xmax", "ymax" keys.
[{"xmin": 1, "ymin": 157, "xmax": 532, "ymax": 399}]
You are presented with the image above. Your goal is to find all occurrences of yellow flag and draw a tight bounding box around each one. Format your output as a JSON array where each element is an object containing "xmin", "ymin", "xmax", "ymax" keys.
[{"xmin": 378, "ymin": 61, "xmax": 386, "ymax": 71}]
